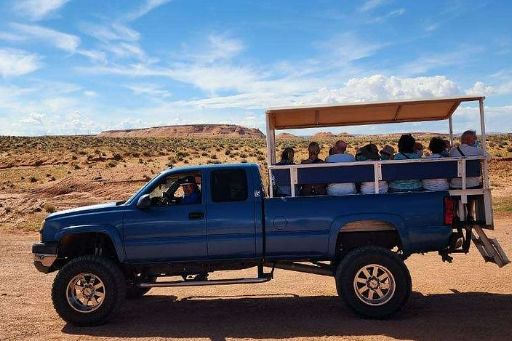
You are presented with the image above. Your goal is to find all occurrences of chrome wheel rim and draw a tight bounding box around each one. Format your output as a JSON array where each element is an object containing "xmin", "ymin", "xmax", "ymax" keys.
[
  {"xmin": 353, "ymin": 264, "xmax": 395, "ymax": 306},
  {"xmin": 66, "ymin": 273, "xmax": 106, "ymax": 313}
]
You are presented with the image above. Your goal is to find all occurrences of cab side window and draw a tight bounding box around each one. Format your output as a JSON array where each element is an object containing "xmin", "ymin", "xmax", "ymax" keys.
[{"xmin": 211, "ymin": 169, "xmax": 248, "ymax": 202}]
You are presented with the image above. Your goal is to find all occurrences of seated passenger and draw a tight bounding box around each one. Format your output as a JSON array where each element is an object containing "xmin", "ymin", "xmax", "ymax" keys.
[
  {"xmin": 275, "ymin": 147, "xmax": 295, "ymax": 196},
  {"xmin": 449, "ymin": 130, "xmax": 486, "ymax": 189},
  {"xmin": 180, "ymin": 177, "xmax": 201, "ymax": 204},
  {"xmin": 441, "ymin": 139, "xmax": 451, "ymax": 157},
  {"xmin": 414, "ymin": 142, "xmax": 424, "ymax": 157},
  {"xmin": 356, "ymin": 143, "xmax": 388, "ymax": 194},
  {"xmin": 277, "ymin": 147, "xmax": 294, "ymax": 165},
  {"xmin": 379, "ymin": 145, "xmax": 395, "ymax": 160},
  {"xmin": 422, "ymin": 137, "xmax": 449, "ymax": 191},
  {"xmin": 325, "ymin": 140, "xmax": 356, "ymax": 195},
  {"xmin": 300, "ymin": 142, "xmax": 326, "ymax": 195},
  {"xmin": 389, "ymin": 134, "xmax": 423, "ymax": 192}
]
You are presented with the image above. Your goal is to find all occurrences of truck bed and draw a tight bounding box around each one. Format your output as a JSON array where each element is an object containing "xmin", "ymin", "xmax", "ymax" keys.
[{"xmin": 263, "ymin": 191, "xmax": 451, "ymax": 259}]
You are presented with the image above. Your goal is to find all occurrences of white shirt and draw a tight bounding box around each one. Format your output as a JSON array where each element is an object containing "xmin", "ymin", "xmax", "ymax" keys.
[
  {"xmin": 449, "ymin": 144, "xmax": 485, "ymax": 188},
  {"xmin": 360, "ymin": 181, "xmax": 388, "ymax": 194},
  {"xmin": 422, "ymin": 153, "xmax": 449, "ymax": 191},
  {"xmin": 326, "ymin": 153, "xmax": 356, "ymax": 195}
]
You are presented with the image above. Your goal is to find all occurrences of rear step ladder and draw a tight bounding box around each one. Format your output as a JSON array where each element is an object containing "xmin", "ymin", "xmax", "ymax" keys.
[{"xmin": 472, "ymin": 226, "xmax": 510, "ymax": 268}]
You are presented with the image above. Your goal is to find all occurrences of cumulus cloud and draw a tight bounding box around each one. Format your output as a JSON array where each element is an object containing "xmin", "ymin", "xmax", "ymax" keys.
[
  {"xmin": 0, "ymin": 48, "xmax": 41, "ymax": 77},
  {"xmin": 305, "ymin": 75, "xmax": 462, "ymax": 104},
  {"xmin": 13, "ymin": 0, "xmax": 69, "ymax": 21}
]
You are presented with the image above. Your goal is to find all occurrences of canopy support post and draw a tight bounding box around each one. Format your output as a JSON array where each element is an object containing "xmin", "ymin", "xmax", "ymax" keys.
[
  {"xmin": 449, "ymin": 116, "xmax": 454, "ymax": 146},
  {"xmin": 479, "ymin": 98, "xmax": 489, "ymax": 190},
  {"xmin": 266, "ymin": 113, "xmax": 276, "ymax": 197}
]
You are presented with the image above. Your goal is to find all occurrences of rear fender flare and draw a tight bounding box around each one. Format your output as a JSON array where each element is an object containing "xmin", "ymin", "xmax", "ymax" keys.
[{"xmin": 327, "ymin": 214, "xmax": 408, "ymax": 257}]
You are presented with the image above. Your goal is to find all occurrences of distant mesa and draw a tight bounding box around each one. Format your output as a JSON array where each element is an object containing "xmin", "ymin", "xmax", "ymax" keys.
[
  {"xmin": 98, "ymin": 124, "xmax": 265, "ymax": 139},
  {"xmin": 276, "ymin": 132, "xmax": 299, "ymax": 139},
  {"xmin": 312, "ymin": 131, "xmax": 336, "ymax": 139}
]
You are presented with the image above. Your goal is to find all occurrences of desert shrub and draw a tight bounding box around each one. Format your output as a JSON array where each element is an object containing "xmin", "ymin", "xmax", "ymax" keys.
[
  {"xmin": 210, "ymin": 154, "xmax": 217, "ymax": 159},
  {"xmin": 34, "ymin": 160, "xmax": 43, "ymax": 167},
  {"xmin": 113, "ymin": 153, "xmax": 123, "ymax": 161},
  {"xmin": 107, "ymin": 160, "xmax": 118, "ymax": 168},
  {"xmin": 71, "ymin": 155, "xmax": 78, "ymax": 160},
  {"xmin": 44, "ymin": 203, "xmax": 56, "ymax": 213},
  {"xmin": 74, "ymin": 164, "xmax": 81, "ymax": 170},
  {"xmin": 30, "ymin": 176, "xmax": 38, "ymax": 183},
  {"xmin": 507, "ymin": 147, "xmax": 512, "ymax": 152}
]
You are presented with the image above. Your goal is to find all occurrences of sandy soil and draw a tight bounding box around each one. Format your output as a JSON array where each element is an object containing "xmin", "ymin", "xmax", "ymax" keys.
[{"xmin": 1, "ymin": 217, "xmax": 511, "ymax": 341}]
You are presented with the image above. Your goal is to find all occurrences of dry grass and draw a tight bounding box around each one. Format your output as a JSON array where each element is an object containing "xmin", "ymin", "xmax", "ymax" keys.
[{"xmin": 1, "ymin": 134, "xmax": 511, "ymax": 231}]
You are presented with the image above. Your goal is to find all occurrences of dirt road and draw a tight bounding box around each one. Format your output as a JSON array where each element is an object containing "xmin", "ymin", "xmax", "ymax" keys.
[{"xmin": 1, "ymin": 218, "xmax": 511, "ymax": 341}]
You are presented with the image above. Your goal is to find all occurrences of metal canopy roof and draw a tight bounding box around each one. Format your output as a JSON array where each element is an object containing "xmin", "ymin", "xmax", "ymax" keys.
[{"xmin": 266, "ymin": 96, "xmax": 484, "ymax": 130}]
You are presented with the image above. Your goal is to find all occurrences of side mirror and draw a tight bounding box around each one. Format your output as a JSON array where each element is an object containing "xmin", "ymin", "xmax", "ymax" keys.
[{"xmin": 136, "ymin": 194, "xmax": 151, "ymax": 209}]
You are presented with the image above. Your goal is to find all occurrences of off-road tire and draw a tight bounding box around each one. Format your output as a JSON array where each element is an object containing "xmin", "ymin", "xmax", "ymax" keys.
[
  {"xmin": 52, "ymin": 255, "xmax": 126, "ymax": 326},
  {"xmin": 336, "ymin": 246, "xmax": 411, "ymax": 319}
]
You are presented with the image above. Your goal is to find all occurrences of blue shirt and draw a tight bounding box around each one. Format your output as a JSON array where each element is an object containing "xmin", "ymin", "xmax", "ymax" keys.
[
  {"xmin": 181, "ymin": 191, "xmax": 201, "ymax": 204},
  {"xmin": 326, "ymin": 153, "xmax": 355, "ymax": 163},
  {"xmin": 389, "ymin": 152, "xmax": 423, "ymax": 191}
]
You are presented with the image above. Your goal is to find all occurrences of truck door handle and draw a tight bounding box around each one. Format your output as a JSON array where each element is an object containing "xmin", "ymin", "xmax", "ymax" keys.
[{"xmin": 189, "ymin": 211, "xmax": 204, "ymax": 220}]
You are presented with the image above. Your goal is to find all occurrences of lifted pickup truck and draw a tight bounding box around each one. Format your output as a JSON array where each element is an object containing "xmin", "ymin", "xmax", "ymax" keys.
[{"xmin": 33, "ymin": 96, "xmax": 509, "ymax": 326}]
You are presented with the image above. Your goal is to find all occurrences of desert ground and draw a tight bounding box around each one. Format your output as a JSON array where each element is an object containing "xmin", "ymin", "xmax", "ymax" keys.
[{"xmin": 0, "ymin": 134, "xmax": 511, "ymax": 340}]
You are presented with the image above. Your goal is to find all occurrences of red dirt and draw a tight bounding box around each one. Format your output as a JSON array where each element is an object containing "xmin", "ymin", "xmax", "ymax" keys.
[{"xmin": 1, "ymin": 216, "xmax": 511, "ymax": 341}]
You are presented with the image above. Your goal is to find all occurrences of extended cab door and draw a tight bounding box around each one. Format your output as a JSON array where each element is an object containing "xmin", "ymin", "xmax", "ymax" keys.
[
  {"xmin": 206, "ymin": 168, "xmax": 257, "ymax": 259},
  {"xmin": 123, "ymin": 171, "xmax": 207, "ymax": 262}
]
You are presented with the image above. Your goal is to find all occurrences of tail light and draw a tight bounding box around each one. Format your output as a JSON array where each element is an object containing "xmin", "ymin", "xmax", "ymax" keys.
[{"xmin": 444, "ymin": 197, "xmax": 455, "ymax": 225}]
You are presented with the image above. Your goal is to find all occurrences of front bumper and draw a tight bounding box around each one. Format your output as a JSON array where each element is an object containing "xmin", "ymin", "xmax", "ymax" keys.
[{"xmin": 32, "ymin": 242, "xmax": 58, "ymax": 273}]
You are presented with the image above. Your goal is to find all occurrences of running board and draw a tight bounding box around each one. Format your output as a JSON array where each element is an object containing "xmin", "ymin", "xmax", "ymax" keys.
[
  {"xmin": 137, "ymin": 277, "xmax": 271, "ymax": 288},
  {"xmin": 472, "ymin": 226, "xmax": 510, "ymax": 268},
  {"xmin": 264, "ymin": 262, "xmax": 334, "ymax": 276}
]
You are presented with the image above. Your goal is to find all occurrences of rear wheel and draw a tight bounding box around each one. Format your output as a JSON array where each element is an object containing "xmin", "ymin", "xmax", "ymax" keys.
[
  {"xmin": 336, "ymin": 246, "xmax": 411, "ymax": 318},
  {"xmin": 52, "ymin": 255, "xmax": 126, "ymax": 326}
]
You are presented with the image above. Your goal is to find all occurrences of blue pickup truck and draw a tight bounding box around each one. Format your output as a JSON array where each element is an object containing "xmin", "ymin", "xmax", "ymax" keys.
[{"xmin": 33, "ymin": 96, "xmax": 508, "ymax": 326}]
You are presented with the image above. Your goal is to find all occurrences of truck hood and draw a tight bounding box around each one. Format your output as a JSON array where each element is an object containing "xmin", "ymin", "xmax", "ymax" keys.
[
  {"xmin": 46, "ymin": 202, "xmax": 120, "ymax": 220},
  {"xmin": 41, "ymin": 202, "xmax": 126, "ymax": 242}
]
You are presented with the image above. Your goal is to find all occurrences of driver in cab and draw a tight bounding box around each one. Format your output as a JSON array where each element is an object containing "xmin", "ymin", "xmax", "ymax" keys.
[{"xmin": 180, "ymin": 177, "xmax": 201, "ymax": 205}]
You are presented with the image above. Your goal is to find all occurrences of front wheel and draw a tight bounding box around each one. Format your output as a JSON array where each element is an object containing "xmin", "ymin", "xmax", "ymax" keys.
[
  {"xmin": 335, "ymin": 246, "xmax": 411, "ymax": 318},
  {"xmin": 51, "ymin": 255, "xmax": 126, "ymax": 326}
]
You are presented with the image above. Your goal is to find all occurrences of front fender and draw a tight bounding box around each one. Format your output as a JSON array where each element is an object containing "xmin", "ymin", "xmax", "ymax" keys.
[
  {"xmin": 55, "ymin": 225, "xmax": 126, "ymax": 262},
  {"xmin": 327, "ymin": 213, "xmax": 408, "ymax": 257}
]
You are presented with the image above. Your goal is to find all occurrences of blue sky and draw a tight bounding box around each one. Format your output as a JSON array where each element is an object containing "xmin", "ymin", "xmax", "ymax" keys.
[{"xmin": 0, "ymin": 0, "xmax": 511, "ymax": 136}]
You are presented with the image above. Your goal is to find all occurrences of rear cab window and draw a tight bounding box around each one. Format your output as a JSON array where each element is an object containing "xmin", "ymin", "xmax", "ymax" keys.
[{"xmin": 210, "ymin": 169, "xmax": 248, "ymax": 202}]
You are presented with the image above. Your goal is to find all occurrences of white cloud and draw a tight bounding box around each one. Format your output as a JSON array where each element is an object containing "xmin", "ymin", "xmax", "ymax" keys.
[
  {"xmin": 83, "ymin": 90, "xmax": 97, "ymax": 97},
  {"xmin": 124, "ymin": 0, "xmax": 172, "ymax": 21},
  {"xmin": 11, "ymin": 23, "xmax": 80, "ymax": 52},
  {"xmin": 8, "ymin": 23, "xmax": 106, "ymax": 63},
  {"xmin": 466, "ymin": 80, "xmax": 512, "ymax": 96},
  {"xmin": 13, "ymin": 0, "xmax": 69, "ymax": 21},
  {"xmin": 304, "ymin": 75, "xmax": 462, "ymax": 104},
  {"xmin": 317, "ymin": 32, "xmax": 385, "ymax": 63},
  {"xmin": 79, "ymin": 22, "xmax": 140, "ymax": 42},
  {"xmin": 126, "ymin": 83, "xmax": 172, "ymax": 98},
  {"xmin": 359, "ymin": 0, "xmax": 387, "ymax": 12},
  {"xmin": 400, "ymin": 47, "xmax": 482, "ymax": 75},
  {"xmin": 369, "ymin": 8, "xmax": 406, "ymax": 23},
  {"xmin": 0, "ymin": 48, "xmax": 41, "ymax": 77}
]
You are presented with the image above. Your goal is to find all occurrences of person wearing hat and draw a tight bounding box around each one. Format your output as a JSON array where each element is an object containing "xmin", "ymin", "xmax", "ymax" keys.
[
  {"xmin": 180, "ymin": 176, "xmax": 201, "ymax": 205},
  {"xmin": 380, "ymin": 145, "xmax": 395, "ymax": 160}
]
